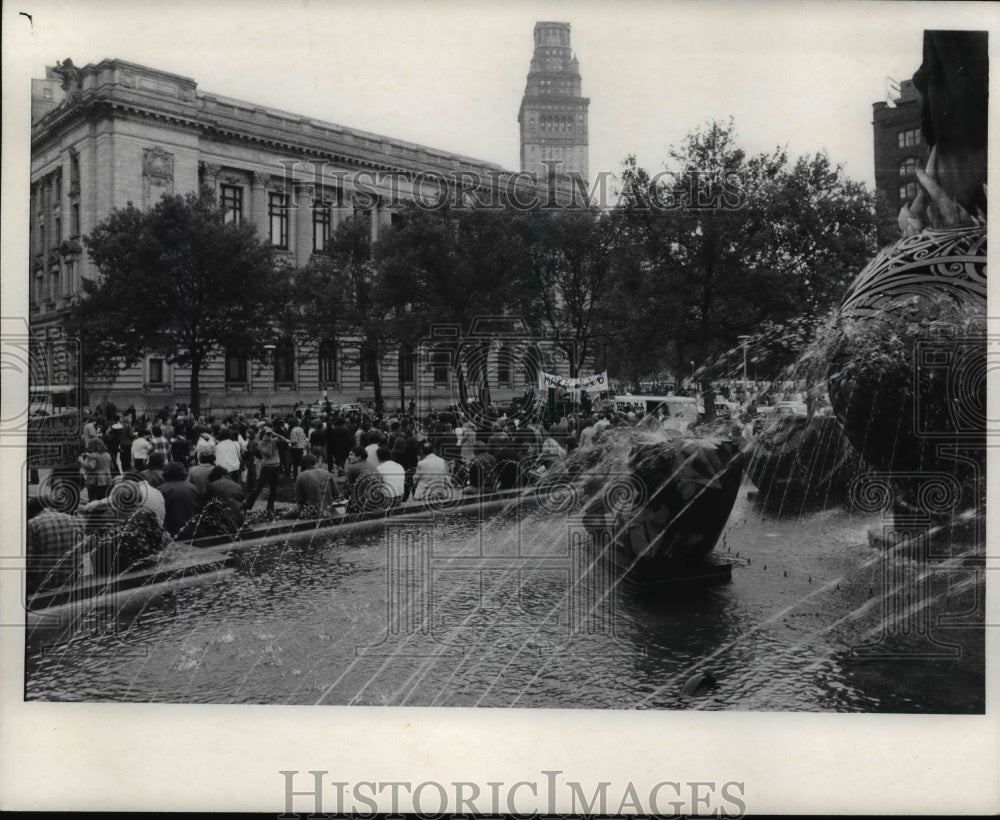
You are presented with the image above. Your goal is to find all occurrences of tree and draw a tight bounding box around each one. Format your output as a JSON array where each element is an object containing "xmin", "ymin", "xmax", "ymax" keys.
[
  {"xmin": 519, "ymin": 208, "xmax": 614, "ymax": 377},
  {"xmin": 67, "ymin": 188, "xmax": 282, "ymax": 417},
  {"xmin": 607, "ymin": 120, "xmax": 879, "ymax": 387},
  {"xmin": 293, "ymin": 216, "xmax": 395, "ymax": 412}
]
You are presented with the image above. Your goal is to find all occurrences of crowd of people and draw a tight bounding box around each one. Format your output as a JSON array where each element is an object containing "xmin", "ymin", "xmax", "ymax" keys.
[{"xmin": 27, "ymin": 396, "xmax": 752, "ymax": 594}]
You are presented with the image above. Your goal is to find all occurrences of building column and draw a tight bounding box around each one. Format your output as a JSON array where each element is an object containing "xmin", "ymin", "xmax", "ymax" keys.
[
  {"xmin": 294, "ymin": 184, "xmax": 314, "ymax": 265},
  {"xmin": 330, "ymin": 187, "xmax": 344, "ymax": 231},
  {"xmin": 343, "ymin": 190, "xmax": 357, "ymax": 227},
  {"xmin": 369, "ymin": 197, "xmax": 380, "ymax": 244},
  {"xmin": 251, "ymin": 172, "xmax": 269, "ymax": 238},
  {"xmin": 199, "ymin": 162, "xmax": 221, "ymax": 197}
]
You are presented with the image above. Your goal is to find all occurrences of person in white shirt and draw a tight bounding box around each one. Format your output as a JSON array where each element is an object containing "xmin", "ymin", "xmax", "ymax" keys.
[
  {"xmin": 131, "ymin": 432, "xmax": 153, "ymax": 471},
  {"xmin": 214, "ymin": 429, "xmax": 243, "ymax": 481},
  {"xmin": 365, "ymin": 432, "xmax": 384, "ymax": 469},
  {"xmin": 194, "ymin": 431, "xmax": 217, "ymax": 460},
  {"xmin": 375, "ymin": 445, "xmax": 405, "ymax": 502},
  {"xmin": 412, "ymin": 441, "xmax": 451, "ymax": 501},
  {"xmin": 109, "ymin": 471, "xmax": 166, "ymax": 527}
]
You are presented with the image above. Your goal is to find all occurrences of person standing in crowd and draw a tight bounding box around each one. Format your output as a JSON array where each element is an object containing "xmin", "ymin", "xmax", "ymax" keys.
[
  {"xmin": 243, "ymin": 427, "xmax": 260, "ymax": 490},
  {"xmin": 243, "ymin": 426, "xmax": 287, "ymax": 516},
  {"xmin": 214, "ymin": 429, "xmax": 243, "ymax": 483},
  {"xmin": 399, "ymin": 424, "xmax": 421, "ymax": 502},
  {"xmin": 160, "ymin": 462, "xmax": 202, "ymax": 537},
  {"xmin": 459, "ymin": 421, "xmax": 477, "ymax": 470},
  {"xmin": 149, "ymin": 425, "xmax": 170, "ymax": 463},
  {"xmin": 271, "ymin": 417, "xmax": 291, "ymax": 476},
  {"xmin": 170, "ymin": 425, "xmax": 191, "ymax": 466},
  {"xmin": 116, "ymin": 416, "xmax": 134, "ymax": 471},
  {"xmin": 194, "ymin": 429, "xmax": 217, "ymax": 463},
  {"xmin": 82, "ymin": 414, "xmax": 102, "ymax": 450},
  {"xmin": 328, "ymin": 415, "xmax": 353, "ymax": 473},
  {"xmin": 343, "ymin": 445, "xmax": 376, "ymax": 499},
  {"xmin": 288, "ymin": 418, "xmax": 308, "ymax": 477},
  {"xmin": 131, "ymin": 428, "xmax": 152, "ymax": 472},
  {"xmin": 78, "ymin": 438, "xmax": 113, "ymax": 501},
  {"xmin": 140, "ymin": 453, "xmax": 166, "ymax": 488},
  {"xmin": 308, "ymin": 420, "xmax": 327, "ymax": 467},
  {"xmin": 364, "ymin": 430, "xmax": 384, "ymax": 468}
]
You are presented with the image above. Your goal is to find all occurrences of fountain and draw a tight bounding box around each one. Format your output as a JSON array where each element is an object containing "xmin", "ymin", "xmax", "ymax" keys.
[{"xmin": 825, "ymin": 31, "xmax": 987, "ymax": 547}]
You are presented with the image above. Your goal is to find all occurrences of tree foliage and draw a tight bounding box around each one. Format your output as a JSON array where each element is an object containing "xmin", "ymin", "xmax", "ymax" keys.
[
  {"xmin": 604, "ymin": 119, "xmax": 879, "ymax": 385},
  {"xmin": 67, "ymin": 188, "xmax": 282, "ymax": 416}
]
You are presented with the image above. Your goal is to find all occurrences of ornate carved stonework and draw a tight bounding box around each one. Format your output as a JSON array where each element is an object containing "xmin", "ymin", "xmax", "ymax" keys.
[
  {"xmin": 142, "ymin": 147, "xmax": 174, "ymax": 206},
  {"xmin": 199, "ymin": 162, "xmax": 222, "ymax": 179},
  {"xmin": 251, "ymin": 172, "xmax": 270, "ymax": 188}
]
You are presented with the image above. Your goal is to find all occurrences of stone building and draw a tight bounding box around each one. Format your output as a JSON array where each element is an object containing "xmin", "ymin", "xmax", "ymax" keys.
[
  {"xmin": 518, "ymin": 21, "xmax": 590, "ymax": 188},
  {"xmin": 29, "ymin": 57, "xmax": 569, "ymax": 415},
  {"xmin": 872, "ymin": 78, "xmax": 929, "ymax": 213}
]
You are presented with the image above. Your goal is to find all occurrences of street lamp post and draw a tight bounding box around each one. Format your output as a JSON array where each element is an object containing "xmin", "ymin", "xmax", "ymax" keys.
[
  {"xmin": 737, "ymin": 335, "xmax": 750, "ymax": 406},
  {"xmin": 263, "ymin": 343, "xmax": 276, "ymax": 418}
]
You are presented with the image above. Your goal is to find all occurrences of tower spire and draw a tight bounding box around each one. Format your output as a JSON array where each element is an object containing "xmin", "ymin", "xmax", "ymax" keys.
[{"xmin": 518, "ymin": 21, "xmax": 590, "ymax": 187}]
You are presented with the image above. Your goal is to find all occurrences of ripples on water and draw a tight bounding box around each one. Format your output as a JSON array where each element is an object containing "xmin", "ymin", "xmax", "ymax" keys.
[{"xmin": 25, "ymin": 488, "xmax": 984, "ymax": 712}]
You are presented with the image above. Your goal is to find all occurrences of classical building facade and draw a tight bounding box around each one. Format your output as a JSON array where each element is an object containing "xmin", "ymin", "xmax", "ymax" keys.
[
  {"xmin": 29, "ymin": 57, "xmax": 571, "ymax": 415},
  {"xmin": 872, "ymin": 78, "xmax": 929, "ymax": 212},
  {"xmin": 518, "ymin": 21, "xmax": 590, "ymax": 186}
]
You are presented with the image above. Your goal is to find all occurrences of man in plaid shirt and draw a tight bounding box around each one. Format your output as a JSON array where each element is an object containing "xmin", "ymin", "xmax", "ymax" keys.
[
  {"xmin": 150, "ymin": 425, "xmax": 171, "ymax": 461},
  {"xmin": 26, "ymin": 497, "xmax": 85, "ymax": 593}
]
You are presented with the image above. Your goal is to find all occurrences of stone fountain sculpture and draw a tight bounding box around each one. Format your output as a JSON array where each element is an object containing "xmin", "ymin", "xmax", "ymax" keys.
[{"xmin": 827, "ymin": 31, "xmax": 987, "ymax": 544}]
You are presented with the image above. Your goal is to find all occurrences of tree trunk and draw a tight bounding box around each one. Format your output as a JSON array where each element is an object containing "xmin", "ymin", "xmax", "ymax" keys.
[
  {"xmin": 372, "ymin": 357, "xmax": 384, "ymax": 414},
  {"xmin": 398, "ymin": 360, "xmax": 406, "ymax": 414},
  {"xmin": 189, "ymin": 354, "xmax": 202, "ymax": 418}
]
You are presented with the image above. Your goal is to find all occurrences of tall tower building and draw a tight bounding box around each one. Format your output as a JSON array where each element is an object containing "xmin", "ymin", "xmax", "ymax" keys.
[{"xmin": 518, "ymin": 21, "xmax": 590, "ymax": 186}]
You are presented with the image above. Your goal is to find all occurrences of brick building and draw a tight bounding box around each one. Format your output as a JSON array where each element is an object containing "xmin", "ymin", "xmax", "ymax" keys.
[{"xmin": 872, "ymin": 78, "xmax": 929, "ymax": 212}]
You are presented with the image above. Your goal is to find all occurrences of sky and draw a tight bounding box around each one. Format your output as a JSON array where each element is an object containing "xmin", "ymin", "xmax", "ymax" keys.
[{"xmin": 5, "ymin": 0, "xmax": 994, "ymax": 192}]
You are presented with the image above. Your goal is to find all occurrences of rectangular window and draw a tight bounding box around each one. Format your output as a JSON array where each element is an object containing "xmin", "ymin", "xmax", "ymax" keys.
[
  {"xmin": 225, "ymin": 351, "xmax": 248, "ymax": 383},
  {"xmin": 313, "ymin": 202, "xmax": 331, "ymax": 251},
  {"xmin": 898, "ymin": 128, "xmax": 920, "ymax": 149},
  {"xmin": 360, "ymin": 346, "xmax": 379, "ymax": 384},
  {"xmin": 50, "ymin": 267, "xmax": 60, "ymax": 299},
  {"xmin": 274, "ymin": 340, "xmax": 295, "ymax": 383},
  {"xmin": 319, "ymin": 340, "xmax": 338, "ymax": 384},
  {"xmin": 66, "ymin": 260, "xmax": 75, "ymax": 295},
  {"xmin": 399, "ymin": 348, "xmax": 415, "ymax": 384},
  {"xmin": 53, "ymin": 215, "xmax": 61, "ymax": 245},
  {"xmin": 148, "ymin": 358, "xmax": 165, "ymax": 384},
  {"xmin": 497, "ymin": 349, "xmax": 512, "ymax": 387},
  {"xmin": 432, "ymin": 349, "xmax": 450, "ymax": 385},
  {"xmin": 899, "ymin": 181, "xmax": 918, "ymax": 202},
  {"xmin": 269, "ymin": 191, "xmax": 289, "ymax": 248},
  {"xmin": 71, "ymin": 203, "xmax": 80, "ymax": 237},
  {"xmin": 220, "ymin": 184, "xmax": 243, "ymax": 224}
]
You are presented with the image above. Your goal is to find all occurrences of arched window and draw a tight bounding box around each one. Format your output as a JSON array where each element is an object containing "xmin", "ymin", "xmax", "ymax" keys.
[{"xmin": 898, "ymin": 157, "xmax": 919, "ymax": 177}]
